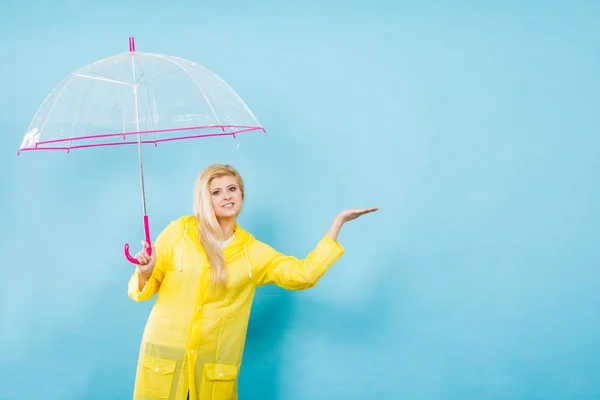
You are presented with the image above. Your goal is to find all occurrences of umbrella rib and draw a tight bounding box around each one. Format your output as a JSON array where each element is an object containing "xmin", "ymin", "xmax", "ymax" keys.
[
  {"xmin": 83, "ymin": 69, "xmax": 129, "ymax": 83},
  {"xmin": 142, "ymin": 67, "xmax": 183, "ymax": 85},
  {"xmin": 135, "ymin": 67, "xmax": 159, "ymax": 144},
  {"xmin": 150, "ymin": 54, "xmax": 223, "ymax": 127},
  {"xmin": 73, "ymin": 73, "xmax": 131, "ymax": 86}
]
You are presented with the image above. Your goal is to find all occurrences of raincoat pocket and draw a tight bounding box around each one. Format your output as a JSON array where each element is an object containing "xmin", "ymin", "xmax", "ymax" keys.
[
  {"xmin": 199, "ymin": 363, "xmax": 239, "ymax": 399},
  {"xmin": 139, "ymin": 355, "xmax": 177, "ymax": 399}
]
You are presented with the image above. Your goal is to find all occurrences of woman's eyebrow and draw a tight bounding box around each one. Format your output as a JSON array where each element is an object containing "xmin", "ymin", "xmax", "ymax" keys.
[{"xmin": 211, "ymin": 184, "xmax": 236, "ymax": 191}]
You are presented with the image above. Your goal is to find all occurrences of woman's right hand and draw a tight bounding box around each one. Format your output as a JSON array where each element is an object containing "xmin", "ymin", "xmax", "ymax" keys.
[{"xmin": 135, "ymin": 240, "xmax": 156, "ymax": 277}]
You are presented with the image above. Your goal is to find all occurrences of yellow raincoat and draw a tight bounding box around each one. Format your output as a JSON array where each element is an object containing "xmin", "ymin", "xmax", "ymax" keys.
[{"xmin": 127, "ymin": 216, "xmax": 344, "ymax": 400}]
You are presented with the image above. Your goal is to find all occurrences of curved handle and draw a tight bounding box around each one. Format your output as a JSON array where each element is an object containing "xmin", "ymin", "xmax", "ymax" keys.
[{"xmin": 124, "ymin": 215, "xmax": 152, "ymax": 264}]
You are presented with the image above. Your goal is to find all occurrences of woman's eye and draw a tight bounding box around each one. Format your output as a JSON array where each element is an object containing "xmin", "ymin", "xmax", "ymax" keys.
[
  {"xmin": 229, "ymin": 187, "xmax": 236, "ymax": 192},
  {"xmin": 212, "ymin": 190, "xmax": 220, "ymax": 195}
]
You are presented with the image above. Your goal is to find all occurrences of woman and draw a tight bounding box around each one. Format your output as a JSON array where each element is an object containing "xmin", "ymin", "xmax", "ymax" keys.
[{"xmin": 128, "ymin": 164, "xmax": 377, "ymax": 400}]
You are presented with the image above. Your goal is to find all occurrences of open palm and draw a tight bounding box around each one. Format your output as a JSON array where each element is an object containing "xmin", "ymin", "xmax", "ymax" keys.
[{"xmin": 337, "ymin": 207, "xmax": 379, "ymax": 223}]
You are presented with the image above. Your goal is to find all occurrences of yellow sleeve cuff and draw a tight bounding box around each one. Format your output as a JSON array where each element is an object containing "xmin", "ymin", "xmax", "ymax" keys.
[
  {"xmin": 128, "ymin": 270, "xmax": 152, "ymax": 301},
  {"xmin": 322, "ymin": 234, "xmax": 345, "ymax": 255}
]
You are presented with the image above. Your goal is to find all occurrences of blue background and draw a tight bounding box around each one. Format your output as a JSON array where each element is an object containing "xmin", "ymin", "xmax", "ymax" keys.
[{"xmin": 1, "ymin": 1, "xmax": 600, "ymax": 399}]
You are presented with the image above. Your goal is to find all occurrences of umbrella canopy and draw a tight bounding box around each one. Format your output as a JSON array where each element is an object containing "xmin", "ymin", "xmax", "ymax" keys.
[{"xmin": 19, "ymin": 37, "xmax": 264, "ymax": 153}]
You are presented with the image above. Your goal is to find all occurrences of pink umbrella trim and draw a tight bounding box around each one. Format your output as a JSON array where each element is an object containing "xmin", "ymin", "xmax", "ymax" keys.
[{"xmin": 18, "ymin": 124, "xmax": 266, "ymax": 154}]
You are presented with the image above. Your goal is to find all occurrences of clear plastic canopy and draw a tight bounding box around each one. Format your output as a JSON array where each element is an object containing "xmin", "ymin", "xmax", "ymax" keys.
[{"xmin": 19, "ymin": 46, "xmax": 264, "ymax": 152}]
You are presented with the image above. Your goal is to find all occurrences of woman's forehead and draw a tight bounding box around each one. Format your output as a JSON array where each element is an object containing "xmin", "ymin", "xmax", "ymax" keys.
[{"xmin": 210, "ymin": 175, "xmax": 237, "ymax": 189}]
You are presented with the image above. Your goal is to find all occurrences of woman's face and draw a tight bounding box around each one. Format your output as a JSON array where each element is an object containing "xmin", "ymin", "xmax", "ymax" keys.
[{"xmin": 209, "ymin": 175, "xmax": 243, "ymax": 220}]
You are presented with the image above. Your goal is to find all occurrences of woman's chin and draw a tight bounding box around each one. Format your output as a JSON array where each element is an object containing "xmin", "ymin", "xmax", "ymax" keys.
[{"xmin": 216, "ymin": 209, "xmax": 239, "ymax": 220}]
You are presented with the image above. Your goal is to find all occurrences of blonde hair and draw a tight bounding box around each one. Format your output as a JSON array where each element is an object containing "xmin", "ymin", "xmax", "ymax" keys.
[{"xmin": 193, "ymin": 164, "xmax": 245, "ymax": 289}]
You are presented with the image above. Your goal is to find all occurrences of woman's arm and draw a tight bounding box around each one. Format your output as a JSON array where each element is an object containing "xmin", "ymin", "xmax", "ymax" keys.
[{"xmin": 252, "ymin": 208, "xmax": 378, "ymax": 290}]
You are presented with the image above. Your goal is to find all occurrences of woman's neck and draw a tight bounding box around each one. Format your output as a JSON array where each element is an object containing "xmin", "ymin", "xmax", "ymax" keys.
[{"xmin": 218, "ymin": 218, "xmax": 236, "ymax": 240}]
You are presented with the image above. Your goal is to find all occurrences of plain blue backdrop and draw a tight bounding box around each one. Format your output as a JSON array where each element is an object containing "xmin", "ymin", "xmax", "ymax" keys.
[{"xmin": 1, "ymin": 1, "xmax": 600, "ymax": 399}]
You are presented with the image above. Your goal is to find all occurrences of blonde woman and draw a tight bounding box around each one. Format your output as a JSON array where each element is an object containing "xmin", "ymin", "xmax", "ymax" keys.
[{"xmin": 128, "ymin": 164, "xmax": 378, "ymax": 400}]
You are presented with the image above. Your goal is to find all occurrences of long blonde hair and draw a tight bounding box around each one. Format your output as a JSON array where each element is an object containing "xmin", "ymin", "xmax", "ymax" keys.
[{"xmin": 193, "ymin": 164, "xmax": 245, "ymax": 288}]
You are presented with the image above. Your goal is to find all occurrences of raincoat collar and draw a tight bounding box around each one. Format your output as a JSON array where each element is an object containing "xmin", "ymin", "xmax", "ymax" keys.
[{"xmin": 182, "ymin": 215, "xmax": 251, "ymax": 261}]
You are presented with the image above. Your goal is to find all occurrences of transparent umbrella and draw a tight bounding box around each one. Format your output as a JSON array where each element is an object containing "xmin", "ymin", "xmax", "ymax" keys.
[{"xmin": 18, "ymin": 37, "xmax": 266, "ymax": 263}]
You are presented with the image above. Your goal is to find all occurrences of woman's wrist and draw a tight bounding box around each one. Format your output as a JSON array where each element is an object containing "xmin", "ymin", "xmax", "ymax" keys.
[
  {"xmin": 327, "ymin": 216, "xmax": 344, "ymax": 242},
  {"xmin": 139, "ymin": 269, "xmax": 152, "ymax": 281}
]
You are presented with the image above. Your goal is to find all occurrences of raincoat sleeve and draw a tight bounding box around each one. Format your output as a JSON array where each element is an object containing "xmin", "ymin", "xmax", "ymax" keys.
[
  {"xmin": 252, "ymin": 234, "xmax": 345, "ymax": 290},
  {"xmin": 127, "ymin": 220, "xmax": 177, "ymax": 301}
]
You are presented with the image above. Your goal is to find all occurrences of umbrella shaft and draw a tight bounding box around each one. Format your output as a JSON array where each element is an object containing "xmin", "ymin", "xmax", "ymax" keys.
[
  {"xmin": 134, "ymin": 90, "xmax": 147, "ymax": 215},
  {"xmin": 137, "ymin": 137, "xmax": 147, "ymax": 215},
  {"xmin": 131, "ymin": 53, "xmax": 148, "ymax": 216}
]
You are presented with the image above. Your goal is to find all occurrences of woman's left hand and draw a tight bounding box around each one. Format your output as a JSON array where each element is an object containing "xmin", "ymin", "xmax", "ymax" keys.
[
  {"xmin": 336, "ymin": 207, "xmax": 379, "ymax": 224},
  {"xmin": 327, "ymin": 207, "xmax": 378, "ymax": 241}
]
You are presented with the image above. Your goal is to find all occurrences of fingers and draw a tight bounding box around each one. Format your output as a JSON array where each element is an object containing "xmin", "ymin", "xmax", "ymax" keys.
[
  {"xmin": 349, "ymin": 207, "xmax": 379, "ymax": 220},
  {"xmin": 354, "ymin": 207, "xmax": 379, "ymax": 215},
  {"xmin": 142, "ymin": 241, "xmax": 157, "ymax": 255},
  {"xmin": 135, "ymin": 240, "xmax": 155, "ymax": 264},
  {"xmin": 135, "ymin": 251, "xmax": 150, "ymax": 265},
  {"xmin": 362, "ymin": 207, "xmax": 379, "ymax": 214}
]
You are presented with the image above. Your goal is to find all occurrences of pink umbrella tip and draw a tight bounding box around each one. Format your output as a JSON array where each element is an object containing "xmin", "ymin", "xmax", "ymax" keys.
[{"xmin": 129, "ymin": 37, "xmax": 136, "ymax": 52}]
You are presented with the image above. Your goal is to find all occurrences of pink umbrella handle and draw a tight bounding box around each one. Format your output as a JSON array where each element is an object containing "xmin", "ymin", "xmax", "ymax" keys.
[{"xmin": 124, "ymin": 215, "xmax": 153, "ymax": 264}]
